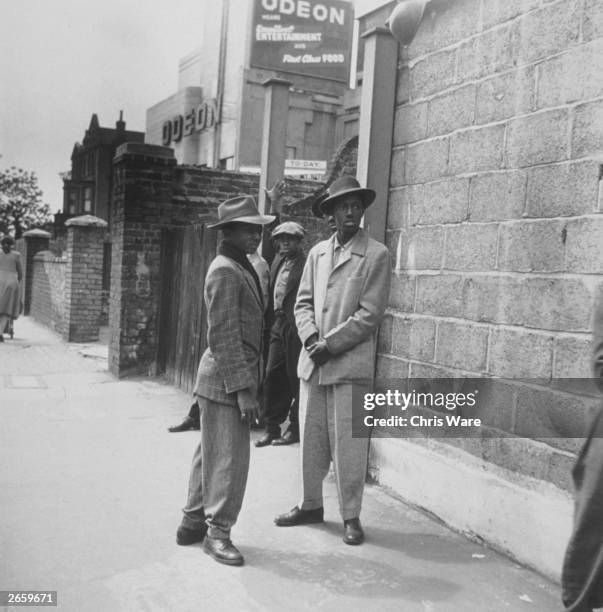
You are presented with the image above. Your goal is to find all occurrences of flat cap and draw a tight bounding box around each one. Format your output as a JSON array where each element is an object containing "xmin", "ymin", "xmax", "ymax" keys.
[{"xmin": 271, "ymin": 221, "xmax": 306, "ymax": 239}]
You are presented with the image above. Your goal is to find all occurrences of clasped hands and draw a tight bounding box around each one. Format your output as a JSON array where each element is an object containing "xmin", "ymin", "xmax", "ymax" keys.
[{"xmin": 306, "ymin": 334, "xmax": 331, "ymax": 366}]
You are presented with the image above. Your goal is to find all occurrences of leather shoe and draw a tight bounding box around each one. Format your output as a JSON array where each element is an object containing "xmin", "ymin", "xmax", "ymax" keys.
[
  {"xmin": 274, "ymin": 506, "xmax": 324, "ymax": 526},
  {"xmin": 168, "ymin": 415, "xmax": 199, "ymax": 432},
  {"xmin": 202, "ymin": 536, "xmax": 244, "ymax": 566},
  {"xmin": 255, "ymin": 432, "xmax": 278, "ymax": 447},
  {"xmin": 343, "ymin": 518, "xmax": 364, "ymax": 545},
  {"xmin": 176, "ymin": 524, "xmax": 207, "ymax": 546},
  {"xmin": 271, "ymin": 430, "xmax": 299, "ymax": 445}
]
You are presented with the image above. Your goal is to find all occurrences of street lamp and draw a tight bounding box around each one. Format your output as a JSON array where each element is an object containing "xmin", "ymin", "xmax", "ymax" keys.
[{"xmin": 386, "ymin": 0, "xmax": 428, "ymax": 46}]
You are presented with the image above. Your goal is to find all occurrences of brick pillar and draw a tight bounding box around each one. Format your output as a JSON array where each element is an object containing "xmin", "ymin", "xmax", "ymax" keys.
[
  {"xmin": 109, "ymin": 143, "xmax": 176, "ymax": 377},
  {"xmin": 21, "ymin": 229, "xmax": 51, "ymax": 315},
  {"xmin": 63, "ymin": 215, "xmax": 108, "ymax": 342}
]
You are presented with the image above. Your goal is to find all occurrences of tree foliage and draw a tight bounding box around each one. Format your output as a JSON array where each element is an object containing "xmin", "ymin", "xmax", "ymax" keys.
[{"xmin": 0, "ymin": 166, "xmax": 52, "ymax": 238}]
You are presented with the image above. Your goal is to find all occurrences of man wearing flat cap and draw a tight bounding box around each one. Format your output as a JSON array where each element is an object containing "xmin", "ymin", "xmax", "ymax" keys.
[
  {"xmin": 275, "ymin": 176, "xmax": 391, "ymax": 545},
  {"xmin": 255, "ymin": 221, "xmax": 307, "ymax": 448},
  {"xmin": 177, "ymin": 195, "xmax": 274, "ymax": 566}
]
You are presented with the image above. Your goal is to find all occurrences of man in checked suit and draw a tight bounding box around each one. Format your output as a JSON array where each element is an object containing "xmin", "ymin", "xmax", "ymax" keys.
[
  {"xmin": 275, "ymin": 176, "xmax": 391, "ymax": 545},
  {"xmin": 176, "ymin": 195, "xmax": 274, "ymax": 566}
]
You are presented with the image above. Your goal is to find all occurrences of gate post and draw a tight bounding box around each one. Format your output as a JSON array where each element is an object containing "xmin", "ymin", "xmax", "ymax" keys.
[
  {"xmin": 109, "ymin": 143, "xmax": 176, "ymax": 377},
  {"xmin": 21, "ymin": 229, "xmax": 51, "ymax": 315}
]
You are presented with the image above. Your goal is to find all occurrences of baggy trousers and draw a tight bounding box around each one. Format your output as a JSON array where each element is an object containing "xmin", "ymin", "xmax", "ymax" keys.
[
  {"xmin": 562, "ymin": 409, "xmax": 603, "ymax": 611},
  {"xmin": 298, "ymin": 369, "xmax": 370, "ymax": 521},
  {"xmin": 262, "ymin": 313, "xmax": 301, "ymax": 436},
  {"xmin": 181, "ymin": 396, "xmax": 250, "ymax": 539}
]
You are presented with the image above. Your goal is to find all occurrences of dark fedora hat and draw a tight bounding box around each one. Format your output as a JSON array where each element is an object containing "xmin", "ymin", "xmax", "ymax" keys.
[
  {"xmin": 319, "ymin": 176, "xmax": 376, "ymax": 216},
  {"xmin": 311, "ymin": 191, "xmax": 329, "ymax": 218},
  {"xmin": 207, "ymin": 195, "xmax": 275, "ymax": 229}
]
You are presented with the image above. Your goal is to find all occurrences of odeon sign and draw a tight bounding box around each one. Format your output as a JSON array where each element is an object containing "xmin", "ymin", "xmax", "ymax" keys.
[{"xmin": 162, "ymin": 96, "xmax": 221, "ymax": 146}]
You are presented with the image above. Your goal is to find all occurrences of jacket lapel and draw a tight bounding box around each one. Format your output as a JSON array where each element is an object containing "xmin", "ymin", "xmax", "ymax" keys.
[{"xmin": 236, "ymin": 262, "xmax": 264, "ymax": 311}]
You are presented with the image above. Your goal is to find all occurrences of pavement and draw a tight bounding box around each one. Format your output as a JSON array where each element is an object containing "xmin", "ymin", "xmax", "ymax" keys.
[{"xmin": 0, "ymin": 317, "xmax": 563, "ymax": 612}]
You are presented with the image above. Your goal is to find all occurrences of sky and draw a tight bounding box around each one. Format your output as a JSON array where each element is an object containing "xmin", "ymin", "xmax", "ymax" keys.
[{"xmin": 0, "ymin": 0, "xmax": 388, "ymax": 213}]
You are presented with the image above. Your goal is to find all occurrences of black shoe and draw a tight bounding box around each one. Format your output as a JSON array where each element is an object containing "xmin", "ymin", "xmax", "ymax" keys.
[
  {"xmin": 274, "ymin": 506, "xmax": 324, "ymax": 526},
  {"xmin": 255, "ymin": 431, "xmax": 279, "ymax": 447},
  {"xmin": 176, "ymin": 524, "xmax": 207, "ymax": 546},
  {"xmin": 343, "ymin": 518, "xmax": 364, "ymax": 545},
  {"xmin": 202, "ymin": 536, "xmax": 244, "ymax": 566},
  {"xmin": 271, "ymin": 430, "xmax": 299, "ymax": 445},
  {"xmin": 168, "ymin": 415, "xmax": 199, "ymax": 432}
]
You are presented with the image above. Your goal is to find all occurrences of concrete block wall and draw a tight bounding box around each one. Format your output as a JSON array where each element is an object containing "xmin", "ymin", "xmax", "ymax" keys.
[
  {"xmin": 30, "ymin": 251, "xmax": 67, "ymax": 335},
  {"xmin": 381, "ymin": 0, "xmax": 603, "ymax": 491}
]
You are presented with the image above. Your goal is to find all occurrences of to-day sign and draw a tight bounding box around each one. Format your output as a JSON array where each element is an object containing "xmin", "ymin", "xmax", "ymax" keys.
[
  {"xmin": 250, "ymin": 0, "xmax": 354, "ymax": 83},
  {"xmin": 285, "ymin": 159, "xmax": 327, "ymax": 175}
]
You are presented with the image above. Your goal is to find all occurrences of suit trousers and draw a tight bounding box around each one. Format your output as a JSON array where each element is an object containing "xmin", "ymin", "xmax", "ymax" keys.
[
  {"xmin": 298, "ymin": 369, "xmax": 369, "ymax": 521},
  {"xmin": 181, "ymin": 396, "xmax": 250, "ymax": 539},
  {"xmin": 262, "ymin": 313, "xmax": 301, "ymax": 436}
]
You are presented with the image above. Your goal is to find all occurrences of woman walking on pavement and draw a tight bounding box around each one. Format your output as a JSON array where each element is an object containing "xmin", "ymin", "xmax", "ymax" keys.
[{"xmin": 0, "ymin": 236, "xmax": 22, "ymax": 342}]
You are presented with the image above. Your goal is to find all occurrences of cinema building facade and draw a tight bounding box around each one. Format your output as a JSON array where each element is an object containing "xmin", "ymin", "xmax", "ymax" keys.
[{"xmin": 145, "ymin": 0, "xmax": 359, "ymax": 174}]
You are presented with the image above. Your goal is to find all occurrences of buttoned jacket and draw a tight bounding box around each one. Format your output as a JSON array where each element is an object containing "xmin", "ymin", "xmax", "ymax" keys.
[
  {"xmin": 267, "ymin": 251, "xmax": 306, "ymax": 331},
  {"xmin": 295, "ymin": 229, "xmax": 391, "ymax": 384},
  {"xmin": 194, "ymin": 254, "xmax": 264, "ymax": 406}
]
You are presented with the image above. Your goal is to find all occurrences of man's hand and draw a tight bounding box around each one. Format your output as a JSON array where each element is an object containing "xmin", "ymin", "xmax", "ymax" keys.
[
  {"xmin": 237, "ymin": 388, "xmax": 260, "ymax": 425},
  {"xmin": 308, "ymin": 339, "xmax": 331, "ymax": 366},
  {"xmin": 265, "ymin": 179, "xmax": 286, "ymax": 214}
]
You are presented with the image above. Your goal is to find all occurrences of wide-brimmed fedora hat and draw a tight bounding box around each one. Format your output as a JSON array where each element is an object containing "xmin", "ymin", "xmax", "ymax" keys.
[
  {"xmin": 271, "ymin": 221, "xmax": 305, "ymax": 239},
  {"xmin": 311, "ymin": 192, "xmax": 329, "ymax": 218},
  {"xmin": 320, "ymin": 176, "xmax": 376, "ymax": 216},
  {"xmin": 207, "ymin": 195, "xmax": 275, "ymax": 229}
]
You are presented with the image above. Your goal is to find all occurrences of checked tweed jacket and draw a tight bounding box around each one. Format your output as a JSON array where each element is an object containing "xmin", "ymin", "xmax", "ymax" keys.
[{"xmin": 193, "ymin": 254, "xmax": 265, "ymax": 406}]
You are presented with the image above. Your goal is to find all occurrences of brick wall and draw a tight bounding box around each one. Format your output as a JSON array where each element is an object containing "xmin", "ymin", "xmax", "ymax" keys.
[
  {"xmin": 30, "ymin": 251, "xmax": 66, "ymax": 334},
  {"xmin": 381, "ymin": 0, "xmax": 603, "ymax": 490}
]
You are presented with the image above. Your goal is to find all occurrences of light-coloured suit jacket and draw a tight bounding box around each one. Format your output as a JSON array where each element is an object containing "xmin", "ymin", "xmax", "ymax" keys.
[
  {"xmin": 594, "ymin": 290, "xmax": 603, "ymax": 392},
  {"xmin": 295, "ymin": 229, "xmax": 391, "ymax": 384},
  {"xmin": 194, "ymin": 254, "xmax": 264, "ymax": 406}
]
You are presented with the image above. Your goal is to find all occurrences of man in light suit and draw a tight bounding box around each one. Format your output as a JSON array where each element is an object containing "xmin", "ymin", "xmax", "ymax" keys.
[
  {"xmin": 176, "ymin": 196, "xmax": 274, "ymax": 566},
  {"xmin": 275, "ymin": 176, "xmax": 391, "ymax": 545}
]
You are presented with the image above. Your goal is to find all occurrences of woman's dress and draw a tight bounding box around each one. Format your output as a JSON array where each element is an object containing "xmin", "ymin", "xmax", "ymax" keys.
[{"xmin": 0, "ymin": 250, "xmax": 22, "ymax": 319}]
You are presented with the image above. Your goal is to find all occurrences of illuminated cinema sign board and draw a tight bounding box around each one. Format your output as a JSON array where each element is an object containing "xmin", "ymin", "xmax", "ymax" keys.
[
  {"xmin": 162, "ymin": 96, "xmax": 221, "ymax": 146},
  {"xmin": 250, "ymin": 0, "xmax": 354, "ymax": 83}
]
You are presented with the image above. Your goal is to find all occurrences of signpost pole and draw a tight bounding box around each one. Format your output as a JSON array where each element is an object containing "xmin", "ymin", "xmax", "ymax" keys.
[{"xmin": 259, "ymin": 77, "xmax": 291, "ymax": 262}]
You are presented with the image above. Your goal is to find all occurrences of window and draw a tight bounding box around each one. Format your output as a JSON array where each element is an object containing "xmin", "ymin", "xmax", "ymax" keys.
[
  {"xmin": 83, "ymin": 187, "xmax": 92, "ymax": 213},
  {"xmin": 219, "ymin": 157, "xmax": 234, "ymax": 170},
  {"xmin": 68, "ymin": 191, "xmax": 77, "ymax": 214}
]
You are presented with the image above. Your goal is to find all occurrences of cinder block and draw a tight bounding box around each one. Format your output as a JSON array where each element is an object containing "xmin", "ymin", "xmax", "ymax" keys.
[
  {"xmin": 481, "ymin": 0, "xmax": 540, "ymax": 29},
  {"xmin": 393, "ymin": 103, "xmax": 428, "ymax": 145},
  {"xmin": 415, "ymin": 273, "xmax": 464, "ymax": 317},
  {"xmin": 389, "ymin": 272, "xmax": 416, "ymax": 312},
  {"xmin": 515, "ymin": 386, "xmax": 592, "ymax": 442},
  {"xmin": 427, "ymin": 85, "xmax": 475, "ymax": 138},
  {"xmin": 572, "ymin": 99, "xmax": 603, "ymax": 158},
  {"xmin": 505, "ymin": 109, "xmax": 570, "ymax": 167},
  {"xmin": 449, "ymin": 124, "xmax": 505, "ymax": 174},
  {"xmin": 457, "ymin": 25, "xmax": 517, "ymax": 81},
  {"xmin": 376, "ymin": 355, "xmax": 410, "ymax": 380},
  {"xmin": 488, "ymin": 328, "xmax": 553, "ymax": 378},
  {"xmin": 389, "ymin": 148, "xmax": 406, "ymax": 188},
  {"xmin": 469, "ymin": 378, "xmax": 516, "ymax": 433},
  {"xmin": 516, "ymin": 0, "xmax": 581, "ymax": 64},
  {"xmin": 436, "ymin": 321, "xmax": 489, "ymax": 372},
  {"xmin": 378, "ymin": 314, "xmax": 393, "ymax": 354},
  {"xmin": 463, "ymin": 275, "xmax": 511, "ymax": 323},
  {"xmin": 396, "ymin": 68, "xmax": 411, "ymax": 106},
  {"xmin": 404, "ymin": 138, "xmax": 449, "ymax": 184},
  {"xmin": 498, "ymin": 220, "xmax": 566, "ymax": 272},
  {"xmin": 554, "ymin": 335, "xmax": 594, "ymax": 379},
  {"xmin": 401, "ymin": 226, "xmax": 445, "ymax": 270},
  {"xmin": 410, "ymin": 49, "xmax": 457, "ymax": 99},
  {"xmin": 407, "ymin": 0, "xmax": 481, "ymax": 59},
  {"xmin": 391, "ymin": 314, "xmax": 436, "ymax": 362},
  {"xmin": 444, "ymin": 223, "xmax": 498, "ymax": 271},
  {"xmin": 537, "ymin": 40, "xmax": 603, "ymax": 108},
  {"xmin": 526, "ymin": 160, "xmax": 600, "ymax": 217},
  {"xmin": 475, "ymin": 67, "xmax": 536, "ymax": 124},
  {"xmin": 387, "ymin": 185, "xmax": 422, "ymax": 230},
  {"xmin": 413, "ymin": 178, "xmax": 469, "ymax": 225},
  {"xmin": 565, "ymin": 217, "xmax": 603, "ymax": 273},
  {"xmin": 469, "ymin": 171, "xmax": 526, "ymax": 222},
  {"xmin": 584, "ymin": 0, "xmax": 603, "ymax": 42}
]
